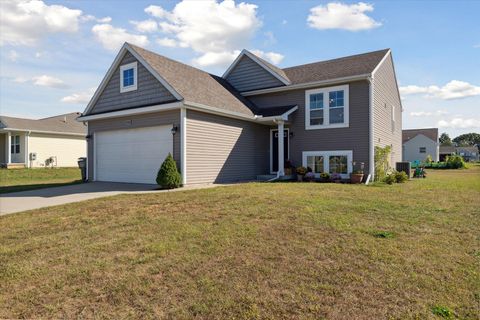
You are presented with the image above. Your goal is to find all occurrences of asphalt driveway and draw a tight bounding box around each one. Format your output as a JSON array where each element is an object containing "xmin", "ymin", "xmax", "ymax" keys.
[{"xmin": 0, "ymin": 182, "xmax": 217, "ymax": 215}]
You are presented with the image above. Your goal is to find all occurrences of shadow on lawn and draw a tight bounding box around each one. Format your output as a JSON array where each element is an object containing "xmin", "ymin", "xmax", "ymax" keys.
[{"xmin": 0, "ymin": 180, "xmax": 83, "ymax": 194}]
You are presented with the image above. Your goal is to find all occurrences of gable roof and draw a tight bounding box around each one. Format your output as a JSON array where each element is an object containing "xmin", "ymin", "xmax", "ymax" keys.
[
  {"xmin": 282, "ymin": 49, "xmax": 390, "ymax": 85},
  {"xmin": 402, "ymin": 128, "xmax": 438, "ymax": 144},
  {"xmin": 439, "ymin": 145, "xmax": 455, "ymax": 154},
  {"xmin": 0, "ymin": 113, "xmax": 85, "ymax": 135},
  {"xmin": 223, "ymin": 49, "xmax": 291, "ymax": 86},
  {"xmin": 84, "ymin": 43, "xmax": 256, "ymax": 117}
]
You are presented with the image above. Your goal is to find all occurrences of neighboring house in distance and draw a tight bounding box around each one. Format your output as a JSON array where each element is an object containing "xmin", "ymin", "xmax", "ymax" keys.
[
  {"xmin": 0, "ymin": 113, "xmax": 86, "ymax": 168},
  {"xmin": 77, "ymin": 43, "xmax": 402, "ymax": 185},
  {"xmin": 455, "ymin": 146, "xmax": 479, "ymax": 162},
  {"xmin": 402, "ymin": 128, "xmax": 439, "ymax": 163},
  {"xmin": 439, "ymin": 145, "xmax": 456, "ymax": 161}
]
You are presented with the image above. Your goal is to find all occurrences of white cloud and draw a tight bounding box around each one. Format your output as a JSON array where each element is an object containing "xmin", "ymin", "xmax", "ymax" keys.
[
  {"xmin": 130, "ymin": 19, "xmax": 158, "ymax": 33},
  {"xmin": 250, "ymin": 50, "xmax": 285, "ymax": 65},
  {"xmin": 80, "ymin": 15, "xmax": 111, "ymax": 23},
  {"xmin": 0, "ymin": 0, "xmax": 83, "ymax": 46},
  {"xmin": 144, "ymin": 0, "xmax": 283, "ymax": 69},
  {"xmin": 7, "ymin": 50, "xmax": 19, "ymax": 62},
  {"xmin": 409, "ymin": 110, "xmax": 448, "ymax": 117},
  {"xmin": 13, "ymin": 75, "xmax": 67, "ymax": 88},
  {"xmin": 438, "ymin": 118, "xmax": 480, "ymax": 129},
  {"xmin": 263, "ymin": 31, "xmax": 276, "ymax": 46},
  {"xmin": 92, "ymin": 24, "xmax": 149, "ymax": 51},
  {"xmin": 32, "ymin": 75, "xmax": 67, "ymax": 88},
  {"xmin": 192, "ymin": 51, "xmax": 240, "ymax": 68},
  {"xmin": 400, "ymin": 80, "xmax": 480, "ymax": 100},
  {"xmin": 156, "ymin": 37, "xmax": 180, "ymax": 48},
  {"xmin": 307, "ymin": 2, "xmax": 382, "ymax": 31},
  {"xmin": 61, "ymin": 88, "xmax": 95, "ymax": 104},
  {"xmin": 282, "ymin": 19, "xmax": 288, "ymax": 25},
  {"xmin": 474, "ymin": 44, "xmax": 480, "ymax": 48}
]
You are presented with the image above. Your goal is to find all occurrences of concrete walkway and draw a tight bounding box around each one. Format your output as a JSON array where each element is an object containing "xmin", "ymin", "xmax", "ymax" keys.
[{"xmin": 0, "ymin": 182, "xmax": 218, "ymax": 216}]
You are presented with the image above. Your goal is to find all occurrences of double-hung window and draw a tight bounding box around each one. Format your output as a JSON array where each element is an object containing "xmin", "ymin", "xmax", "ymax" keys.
[
  {"xmin": 10, "ymin": 135, "xmax": 20, "ymax": 154},
  {"xmin": 305, "ymin": 85, "xmax": 349, "ymax": 129},
  {"xmin": 303, "ymin": 150, "xmax": 353, "ymax": 179},
  {"xmin": 120, "ymin": 62, "xmax": 138, "ymax": 93}
]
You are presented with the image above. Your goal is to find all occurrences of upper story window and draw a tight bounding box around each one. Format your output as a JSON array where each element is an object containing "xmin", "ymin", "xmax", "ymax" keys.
[
  {"xmin": 419, "ymin": 147, "xmax": 426, "ymax": 153},
  {"xmin": 305, "ymin": 84, "xmax": 349, "ymax": 130},
  {"xmin": 120, "ymin": 62, "xmax": 138, "ymax": 93}
]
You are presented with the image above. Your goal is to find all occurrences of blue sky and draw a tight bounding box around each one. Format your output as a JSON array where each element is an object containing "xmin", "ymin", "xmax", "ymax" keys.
[{"xmin": 1, "ymin": 0, "xmax": 479, "ymax": 138}]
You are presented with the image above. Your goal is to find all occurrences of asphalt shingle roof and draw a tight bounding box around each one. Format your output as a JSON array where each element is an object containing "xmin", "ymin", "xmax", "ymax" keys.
[
  {"xmin": 402, "ymin": 128, "xmax": 438, "ymax": 144},
  {"xmin": 129, "ymin": 44, "xmax": 257, "ymax": 117},
  {"xmin": 0, "ymin": 112, "xmax": 85, "ymax": 135}
]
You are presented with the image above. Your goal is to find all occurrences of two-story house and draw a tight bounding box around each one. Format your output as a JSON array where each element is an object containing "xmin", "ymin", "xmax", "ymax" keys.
[{"xmin": 77, "ymin": 43, "xmax": 402, "ymax": 185}]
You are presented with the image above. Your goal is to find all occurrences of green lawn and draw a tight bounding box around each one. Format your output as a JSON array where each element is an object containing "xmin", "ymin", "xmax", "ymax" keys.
[
  {"xmin": 0, "ymin": 167, "xmax": 82, "ymax": 193},
  {"xmin": 1, "ymin": 167, "xmax": 479, "ymax": 319}
]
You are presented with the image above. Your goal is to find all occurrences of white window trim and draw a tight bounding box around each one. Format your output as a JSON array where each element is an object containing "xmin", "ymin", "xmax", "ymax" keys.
[
  {"xmin": 302, "ymin": 150, "xmax": 353, "ymax": 179},
  {"xmin": 305, "ymin": 84, "xmax": 349, "ymax": 130},
  {"xmin": 120, "ymin": 62, "xmax": 138, "ymax": 93}
]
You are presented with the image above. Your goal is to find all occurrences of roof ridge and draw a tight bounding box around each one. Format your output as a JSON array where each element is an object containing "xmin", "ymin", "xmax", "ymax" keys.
[
  {"xmin": 243, "ymin": 49, "xmax": 290, "ymax": 82},
  {"xmin": 282, "ymin": 48, "xmax": 390, "ymax": 71},
  {"xmin": 127, "ymin": 43, "xmax": 217, "ymax": 77}
]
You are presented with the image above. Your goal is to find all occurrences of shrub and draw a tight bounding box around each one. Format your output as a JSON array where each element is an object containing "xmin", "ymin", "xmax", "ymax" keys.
[
  {"xmin": 156, "ymin": 153, "xmax": 181, "ymax": 189},
  {"xmin": 425, "ymin": 154, "xmax": 433, "ymax": 163},
  {"xmin": 394, "ymin": 171, "xmax": 408, "ymax": 183},
  {"xmin": 384, "ymin": 173, "xmax": 396, "ymax": 185},
  {"xmin": 374, "ymin": 145, "xmax": 391, "ymax": 181},
  {"xmin": 319, "ymin": 172, "xmax": 330, "ymax": 180},
  {"xmin": 431, "ymin": 305, "xmax": 454, "ymax": 319},
  {"xmin": 446, "ymin": 155, "xmax": 465, "ymax": 169},
  {"xmin": 296, "ymin": 166, "xmax": 307, "ymax": 175},
  {"xmin": 372, "ymin": 231, "xmax": 395, "ymax": 238}
]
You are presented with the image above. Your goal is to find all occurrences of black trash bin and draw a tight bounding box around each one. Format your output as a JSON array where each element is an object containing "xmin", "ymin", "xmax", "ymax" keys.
[{"xmin": 78, "ymin": 157, "xmax": 87, "ymax": 182}]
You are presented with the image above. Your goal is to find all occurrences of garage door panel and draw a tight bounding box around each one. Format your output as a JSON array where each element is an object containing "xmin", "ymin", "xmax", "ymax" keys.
[{"xmin": 95, "ymin": 125, "xmax": 172, "ymax": 184}]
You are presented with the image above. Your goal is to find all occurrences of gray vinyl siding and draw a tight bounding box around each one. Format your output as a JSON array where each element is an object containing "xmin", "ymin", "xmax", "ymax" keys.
[
  {"xmin": 225, "ymin": 55, "xmax": 284, "ymax": 92},
  {"xmin": 186, "ymin": 110, "xmax": 269, "ymax": 184},
  {"xmin": 373, "ymin": 54, "xmax": 402, "ymax": 165},
  {"xmin": 87, "ymin": 110, "xmax": 180, "ymax": 181},
  {"xmin": 248, "ymin": 80, "xmax": 371, "ymax": 174},
  {"xmin": 89, "ymin": 52, "xmax": 177, "ymax": 115}
]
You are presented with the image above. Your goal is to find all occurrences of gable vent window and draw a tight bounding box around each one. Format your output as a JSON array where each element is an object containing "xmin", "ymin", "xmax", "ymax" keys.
[
  {"xmin": 419, "ymin": 147, "xmax": 426, "ymax": 153},
  {"xmin": 120, "ymin": 62, "xmax": 138, "ymax": 93},
  {"xmin": 305, "ymin": 84, "xmax": 349, "ymax": 130}
]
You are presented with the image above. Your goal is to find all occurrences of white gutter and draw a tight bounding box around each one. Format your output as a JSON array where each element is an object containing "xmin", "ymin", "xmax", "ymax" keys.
[
  {"xmin": 0, "ymin": 128, "xmax": 85, "ymax": 137},
  {"xmin": 241, "ymin": 74, "xmax": 371, "ymax": 96},
  {"xmin": 76, "ymin": 101, "xmax": 184, "ymax": 122}
]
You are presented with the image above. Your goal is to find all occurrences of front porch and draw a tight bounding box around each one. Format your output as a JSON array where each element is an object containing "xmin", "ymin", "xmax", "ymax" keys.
[{"xmin": 0, "ymin": 132, "xmax": 28, "ymax": 169}]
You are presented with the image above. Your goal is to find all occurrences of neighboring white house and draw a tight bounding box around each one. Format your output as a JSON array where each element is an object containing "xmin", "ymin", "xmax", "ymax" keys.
[
  {"xmin": 402, "ymin": 128, "xmax": 439, "ymax": 163},
  {"xmin": 0, "ymin": 113, "xmax": 86, "ymax": 168}
]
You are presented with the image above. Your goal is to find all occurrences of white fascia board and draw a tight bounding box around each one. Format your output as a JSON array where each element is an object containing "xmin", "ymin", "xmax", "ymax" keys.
[
  {"xmin": 256, "ymin": 105, "xmax": 298, "ymax": 122},
  {"xmin": 241, "ymin": 74, "xmax": 370, "ymax": 96},
  {"xmin": 83, "ymin": 43, "xmax": 182, "ymax": 116},
  {"xmin": 0, "ymin": 128, "xmax": 85, "ymax": 137},
  {"xmin": 222, "ymin": 49, "xmax": 290, "ymax": 85},
  {"xmin": 77, "ymin": 101, "xmax": 184, "ymax": 122},
  {"xmin": 183, "ymin": 101, "xmax": 258, "ymax": 122}
]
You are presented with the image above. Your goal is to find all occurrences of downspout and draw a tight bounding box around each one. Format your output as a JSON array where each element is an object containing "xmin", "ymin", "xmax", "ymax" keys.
[
  {"xmin": 367, "ymin": 76, "xmax": 375, "ymax": 184},
  {"xmin": 25, "ymin": 131, "xmax": 31, "ymax": 168}
]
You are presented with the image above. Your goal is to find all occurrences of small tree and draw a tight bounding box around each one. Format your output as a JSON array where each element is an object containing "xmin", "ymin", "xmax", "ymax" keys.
[
  {"xmin": 156, "ymin": 153, "xmax": 181, "ymax": 189},
  {"xmin": 439, "ymin": 132, "xmax": 452, "ymax": 146}
]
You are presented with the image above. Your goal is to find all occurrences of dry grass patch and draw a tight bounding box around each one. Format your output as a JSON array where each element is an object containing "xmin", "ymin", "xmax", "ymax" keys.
[{"xmin": 1, "ymin": 166, "xmax": 479, "ymax": 319}]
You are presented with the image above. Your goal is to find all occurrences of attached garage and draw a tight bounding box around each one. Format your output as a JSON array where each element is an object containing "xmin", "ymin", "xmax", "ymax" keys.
[{"xmin": 94, "ymin": 125, "xmax": 172, "ymax": 184}]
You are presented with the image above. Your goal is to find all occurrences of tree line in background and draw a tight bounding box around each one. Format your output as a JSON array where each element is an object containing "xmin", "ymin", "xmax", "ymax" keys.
[{"xmin": 439, "ymin": 132, "xmax": 480, "ymax": 147}]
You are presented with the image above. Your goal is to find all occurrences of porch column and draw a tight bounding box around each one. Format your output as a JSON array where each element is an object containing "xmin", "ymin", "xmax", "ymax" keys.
[
  {"xmin": 277, "ymin": 120, "xmax": 285, "ymax": 176},
  {"xmin": 6, "ymin": 132, "xmax": 11, "ymax": 164}
]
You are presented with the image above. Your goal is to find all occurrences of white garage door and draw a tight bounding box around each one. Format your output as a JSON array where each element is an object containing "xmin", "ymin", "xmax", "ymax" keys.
[{"xmin": 95, "ymin": 125, "xmax": 173, "ymax": 184}]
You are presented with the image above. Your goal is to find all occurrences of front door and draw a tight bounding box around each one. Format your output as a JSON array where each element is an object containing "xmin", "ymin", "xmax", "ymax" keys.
[{"xmin": 271, "ymin": 129, "xmax": 289, "ymax": 173}]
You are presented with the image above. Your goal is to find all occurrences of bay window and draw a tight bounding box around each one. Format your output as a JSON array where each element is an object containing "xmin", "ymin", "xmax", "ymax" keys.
[
  {"xmin": 303, "ymin": 150, "xmax": 353, "ymax": 178},
  {"xmin": 305, "ymin": 85, "xmax": 349, "ymax": 129}
]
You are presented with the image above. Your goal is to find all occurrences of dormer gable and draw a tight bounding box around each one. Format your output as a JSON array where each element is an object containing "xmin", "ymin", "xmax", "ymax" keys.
[{"xmin": 223, "ymin": 50, "xmax": 290, "ymax": 93}]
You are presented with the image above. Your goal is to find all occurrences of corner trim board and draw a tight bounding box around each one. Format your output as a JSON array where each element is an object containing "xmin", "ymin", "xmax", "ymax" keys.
[{"xmin": 180, "ymin": 107, "xmax": 187, "ymax": 185}]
